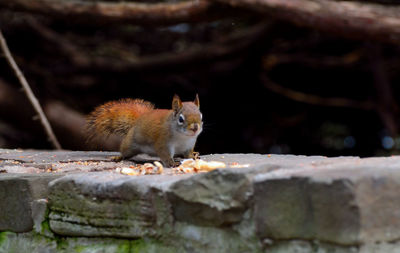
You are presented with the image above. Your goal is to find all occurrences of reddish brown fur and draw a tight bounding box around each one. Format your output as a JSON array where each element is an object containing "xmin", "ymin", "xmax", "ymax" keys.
[
  {"xmin": 86, "ymin": 99, "xmax": 154, "ymax": 141},
  {"xmin": 136, "ymin": 109, "xmax": 171, "ymax": 142}
]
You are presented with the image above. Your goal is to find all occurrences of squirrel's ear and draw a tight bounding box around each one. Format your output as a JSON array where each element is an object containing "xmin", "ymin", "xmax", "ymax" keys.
[
  {"xmin": 194, "ymin": 94, "xmax": 200, "ymax": 108},
  {"xmin": 172, "ymin": 94, "xmax": 183, "ymax": 112}
]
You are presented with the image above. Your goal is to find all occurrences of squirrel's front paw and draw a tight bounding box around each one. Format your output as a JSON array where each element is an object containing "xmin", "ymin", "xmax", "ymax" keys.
[
  {"xmin": 163, "ymin": 158, "xmax": 180, "ymax": 168},
  {"xmin": 183, "ymin": 150, "xmax": 200, "ymax": 160},
  {"xmin": 192, "ymin": 151, "xmax": 200, "ymax": 160}
]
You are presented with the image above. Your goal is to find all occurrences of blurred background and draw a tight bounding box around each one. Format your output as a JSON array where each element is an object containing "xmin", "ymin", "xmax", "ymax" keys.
[{"xmin": 0, "ymin": 0, "xmax": 400, "ymax": 157}]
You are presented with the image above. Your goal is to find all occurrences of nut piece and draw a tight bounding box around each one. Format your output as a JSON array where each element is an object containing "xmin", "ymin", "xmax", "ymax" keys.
[
  {"xmin": 118, "ymin": 167, "xmax": 140, "ymax": 176},
  {"xmin": 174, "ymin": 159, "xmax": 226, "ymax": 173},
  {"xmin": 196, "ymin": 160, "xmax": 226, "ymax": 171},
  {"xmin": 154, "ymin": 161, "xmax": 164, "ymax": 174},
  {"xmin": 230, "ymin": 163, "xmax": 250, "ymax": 168},
  {"xmin": 116, "ymin": 161, "xmax": 164, "ymax": 176}
]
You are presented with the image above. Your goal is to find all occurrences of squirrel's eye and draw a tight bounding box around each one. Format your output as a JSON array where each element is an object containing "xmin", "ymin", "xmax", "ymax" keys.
[{"xmin": 178, "ymin": 114, "xmax": 185, "ymax": 125}]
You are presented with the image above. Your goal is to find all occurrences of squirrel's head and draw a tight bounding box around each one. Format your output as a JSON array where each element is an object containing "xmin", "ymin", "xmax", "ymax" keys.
[{"xmin": 172, "ymin": 94, "xmax": 202, "ymax": 137}]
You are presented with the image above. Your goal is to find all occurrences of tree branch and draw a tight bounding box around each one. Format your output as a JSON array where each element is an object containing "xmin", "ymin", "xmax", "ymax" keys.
[
  {"xmin": 62, "ymin": 21, "xmax": 270, "ymax": 73},
  {"xmin": 215, "ymin": 0, "xmax": 400, "ymax": 44},
  {"xmin": 44, "ymin": 101, "xmax": 120, "ymax": 151},
  {"xmin": 0, "ymin": 0, "xmax": 211, "ymax": 25},
  {"xmin": 261, "ymin": 74, "xmax": 375, "ymax": 110},
  {"xmin": 262, "ymin": 51, "xmax": 362, "ymax": 70},
  {"xmin": 0, "ymin": 30, "xmax": 62, "ymax": 149},
  {"xmin": 367, "ymin": 43, "xmax": 399, "ymax": 136}
]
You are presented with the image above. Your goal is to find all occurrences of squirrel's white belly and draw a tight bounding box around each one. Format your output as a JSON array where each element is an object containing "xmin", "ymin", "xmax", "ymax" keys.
[{"xmin": 172, "ymin": 136, "xmax": 197, "ymax": 156}]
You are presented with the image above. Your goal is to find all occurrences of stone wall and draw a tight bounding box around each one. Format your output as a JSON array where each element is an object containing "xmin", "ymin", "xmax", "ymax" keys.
[{"xmin": 1, "ymin": 149, "xmax": 400, "ymax": 252}]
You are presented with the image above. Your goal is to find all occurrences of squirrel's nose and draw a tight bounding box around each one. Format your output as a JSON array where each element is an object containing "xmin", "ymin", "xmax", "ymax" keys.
[{"xmin": 190, "ymin": 123, "xmax": 199, "ymax": 132}]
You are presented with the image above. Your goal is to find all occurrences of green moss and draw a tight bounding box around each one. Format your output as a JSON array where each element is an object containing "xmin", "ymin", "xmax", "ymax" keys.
[
  {"xmin": 74, "ymin": 245, "xmax": 86, "ymax": 253},
  {"xmin": 130, "ymin": 238, "xmax": 175, "ymax": 253},
  {"xmin": 40, "ymin": 220, "xmax": 50, "ymax": 234},
  {"xmin": 0, "ymin": 231, "xmax": 57, "ymax": 253},
  {"xmin": 0, "ymin": 231, "xmax": 10, "ymax": 247},
  {"xmin": 0, "ymin": 231, "xmax": 180, "ymax": 253},
  {"xmin": 56, "ymin": 238, "xmax": 133, "ymax": 253},
  {"xmin": 130, "ymin": 239, "xmax": 146, "ymax": 253},
  {"xmin": 55, "ymin": 236, "xmax": 68, "ymax": 250},
  {"xmin": 117, "ymin": 241, "xmax": 131, "ymax": 253}
]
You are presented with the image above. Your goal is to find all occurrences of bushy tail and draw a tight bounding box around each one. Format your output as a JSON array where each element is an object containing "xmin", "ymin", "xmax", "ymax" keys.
[{"xmin": 86, "ymin": 99, "xmax": 154, "ymax": 141}]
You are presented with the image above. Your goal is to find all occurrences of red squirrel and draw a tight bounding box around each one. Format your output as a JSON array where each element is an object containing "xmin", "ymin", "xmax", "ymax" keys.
[{"xmin": 86, "ymin": 95, "xmax": 203, "ymax": 167}]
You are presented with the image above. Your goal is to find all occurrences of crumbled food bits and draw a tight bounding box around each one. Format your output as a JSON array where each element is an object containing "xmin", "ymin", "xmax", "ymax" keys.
[
  {"xmin": 142, "ymin": 163, "xmax": 154, "ymax": 175},
  {"xmin": 117, "ymin": 167, "xmax": 140, "ymax": 176},
  {"xmin": 117, "ymin": 159, "xmax": 227, "ymax": 175},
  {"xmin": 143, "ymin": 163, "xmax": 154, "ymax": 168},
  {"xmin": 116, "ymin": 161, "xmax": 163, "ymax": 176},
  {"xmin": 179, "ymin": 159, "xmax": 195, "ymax": 168},
  {"xmin": 182, "ymin": 167, "xmax": 193, "ymax": 173},
  {"xmin": 154, "ymin": 161, "xmax": 164, "ymax": 174},
  {"xmin": 200, "ymin": 160, "xmax": 226, "ymax": 171},
  {"xmin": 174, "ymin": 159, "xmax": 226, "ymax": 173},
  {"xmin": 230, "ymin": 162, "xmax": 250, "ymax": 168}
]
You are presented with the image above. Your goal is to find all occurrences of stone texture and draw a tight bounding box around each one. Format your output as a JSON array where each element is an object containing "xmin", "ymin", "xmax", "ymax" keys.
[
  {"xmin": 171, "ymin": 222, "xmax": 261, "ymax": 253},
  {"xmin": 0, "ymin": 149, "xmax": 118, "ymax": 164},
  {"xmin": 0, "ymin": 174, "xmax": 62, "ymax": 232},
  {"xmin": 264, "ymin": 240, "xmax": 359, "ymax": 253},
  {"xmin": 47, "ymin": 172, "xmax": 188, "ymax": 238},
  {"xmin": 168, "ymin": 169, "xmax": 252, "ymax": 226},
  {"xmin": 254, "ymin": 176, "xmax": 360, "ymax": 244},
  {"xmin": 0, "ymin": 149, "xmax": 137, "ymax": 173},
  {"xmin": 0, "ymin": 232, "xmax": 57, "ymax": 253},
  {"xmin": 4, "ymin": 150, "xmax": 400, "ymax": 252},
  {"xmin": 0, "ymin": 231, "xmax": 175, "ymax": 253},
  {"xmin": 253, "ymin": 156, "xmax": 400, "ymax": 245}
]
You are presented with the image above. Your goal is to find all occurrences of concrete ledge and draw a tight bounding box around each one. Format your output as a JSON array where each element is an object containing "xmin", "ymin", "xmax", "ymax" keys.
[{"xmin": 2, "ymin": 149, "xmax": 400, "ymax": 252}]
